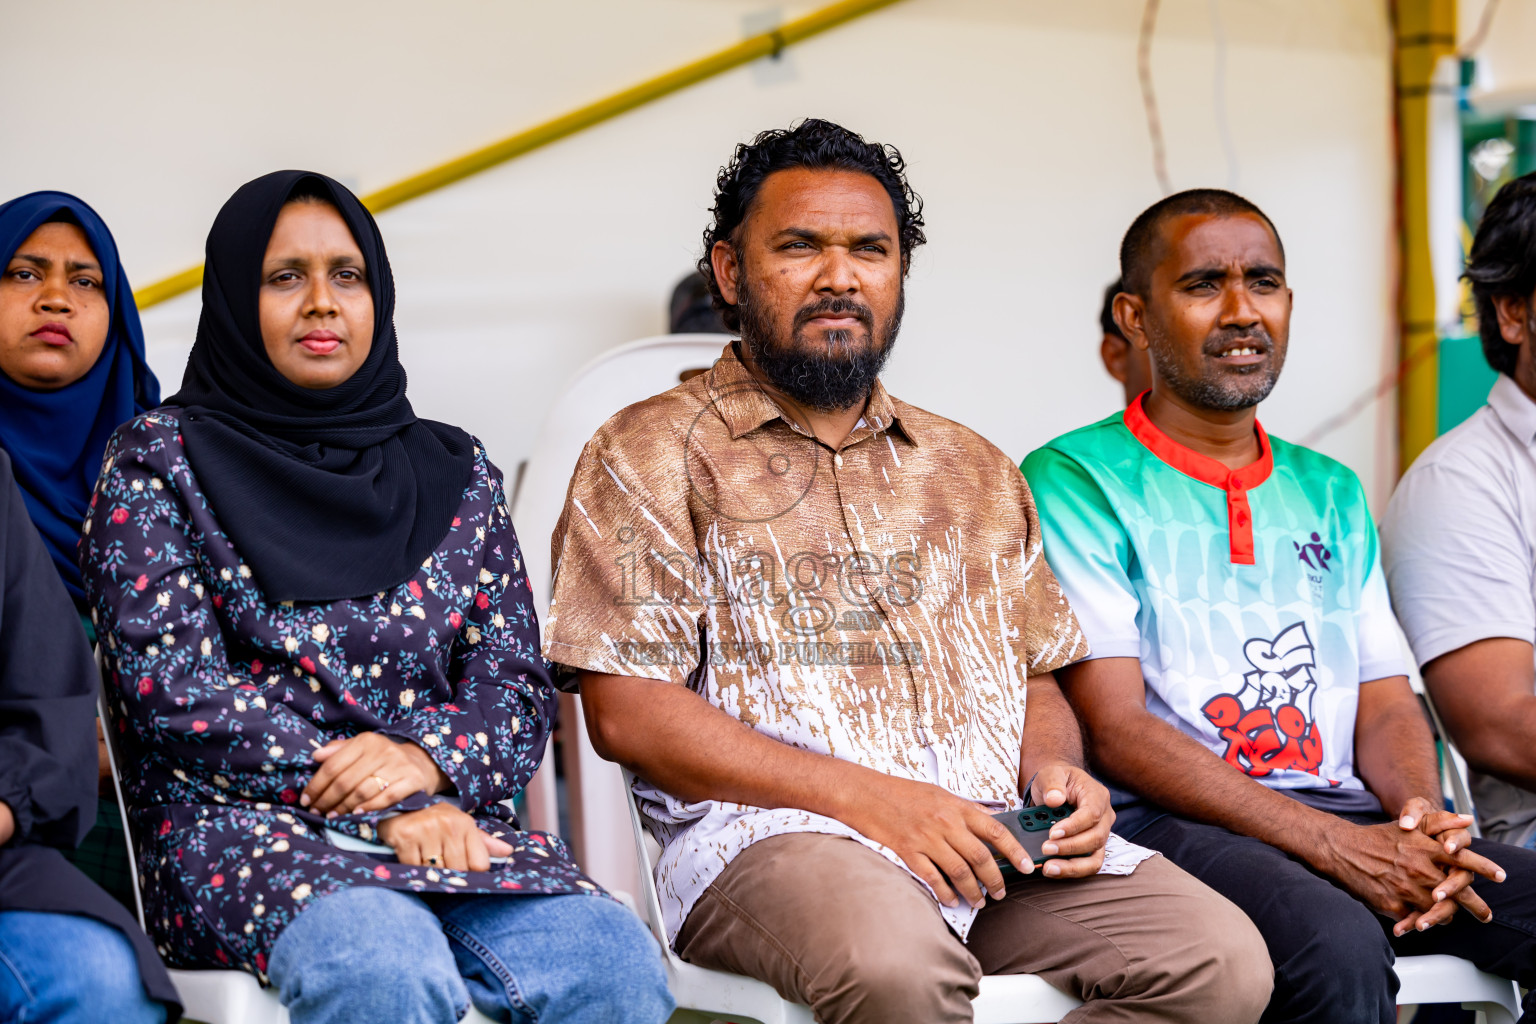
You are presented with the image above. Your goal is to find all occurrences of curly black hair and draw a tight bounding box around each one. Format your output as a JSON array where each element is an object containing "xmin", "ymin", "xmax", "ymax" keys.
[
  {"xmin": 696, "ymin": 118, "xmax": 926, "ymax": 331},
  {"xmin": 1465, "ymin": 172, "xmax": 1536, "ymax": 377}
]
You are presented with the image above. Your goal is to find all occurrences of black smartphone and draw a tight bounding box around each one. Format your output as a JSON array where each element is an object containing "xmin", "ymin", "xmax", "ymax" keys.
[{"xmin": 989, "ymin": 803, "xmax": 1079, "ymax": 877}]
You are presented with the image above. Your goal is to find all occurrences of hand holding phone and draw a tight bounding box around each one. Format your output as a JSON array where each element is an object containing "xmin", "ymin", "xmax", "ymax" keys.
[{"xmin": 990, "ymin": 803, "xmax": 1082, "ymax": 880}]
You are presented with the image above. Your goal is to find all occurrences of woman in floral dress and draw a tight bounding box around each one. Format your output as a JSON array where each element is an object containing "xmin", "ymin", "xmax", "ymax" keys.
[{"xmin": 80, "ymin": 170, "xmax": 673, "ymax": 1024}]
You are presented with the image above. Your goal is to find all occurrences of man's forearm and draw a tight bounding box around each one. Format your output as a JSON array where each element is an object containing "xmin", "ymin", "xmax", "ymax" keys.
[
  {"xmin": 580, "ymin": 672, "xmax": 891, "ymax": 825},
  {"xmin": 1354, "ymin": 677, "xmax": 1441, "ymax": 819},
  {"xmin": 1424, "ymin": 640, "xmax": 1536, "ymax": 792},
  {"xmin": 1458, "ymin": 698, "xmax": 1536, "ymax": 792},
  {"xmin": 1018, "ymin": 673, "xmax": 1085, "ymax": 794}
]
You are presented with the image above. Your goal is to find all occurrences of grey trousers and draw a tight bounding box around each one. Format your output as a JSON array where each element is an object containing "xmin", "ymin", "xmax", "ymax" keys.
[{"xmin": 675, "ymin": 832, "xmax": 1272, "ymax": 1024}]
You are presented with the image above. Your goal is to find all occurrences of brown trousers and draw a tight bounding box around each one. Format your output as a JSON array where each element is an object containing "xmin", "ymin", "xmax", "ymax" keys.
[{"xmin": 676, "ymin": 832, "xmax": 1272, "ymax": 1024}]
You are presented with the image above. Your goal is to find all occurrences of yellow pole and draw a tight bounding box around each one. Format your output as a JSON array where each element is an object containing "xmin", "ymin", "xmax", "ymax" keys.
[
  {"xmin": 132, "ymin": 0, "xmax": 906, "ymax": 310},
  {"xmin": 1394, "ymin": 0, "xmax": 1457, "ymax": 470}
]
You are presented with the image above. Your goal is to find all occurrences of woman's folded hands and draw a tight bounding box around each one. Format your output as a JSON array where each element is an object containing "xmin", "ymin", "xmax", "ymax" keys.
[
  {"xmin": 301, "ymin": 732, "xmax": 450, "ymax": 817},
  {"xmin": 377, "ymin": 803, "xmax": 514, "ymax": 872}
]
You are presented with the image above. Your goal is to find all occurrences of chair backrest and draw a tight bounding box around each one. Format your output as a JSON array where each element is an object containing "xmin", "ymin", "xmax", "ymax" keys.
[
  {"xmin": 95, "ymin": 651, "xmax": 147, "ymax": 929},
  {"xmin": 1400, "ymin": 627, "xmax": 1482, "ymax": 833},
  {"xmin": 1422, "ymin": 689, "xmax": 1482, "ymax": 834},
  {"xmin": 619, "ymin": 768, "xmax": 672, "ymax": 948},
  {"xmin": 512, "ymin": 333, "xmax": 729, "ymax": 618},
  {"xmin": 510, "ymin": 333, "xmax": 725, "ymax": 893}
]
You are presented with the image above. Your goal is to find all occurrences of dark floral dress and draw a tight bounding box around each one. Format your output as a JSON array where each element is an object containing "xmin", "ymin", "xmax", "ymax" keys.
[{"xmin": 80, "ymin": 410, "xmax": 600, "ymax": 980}]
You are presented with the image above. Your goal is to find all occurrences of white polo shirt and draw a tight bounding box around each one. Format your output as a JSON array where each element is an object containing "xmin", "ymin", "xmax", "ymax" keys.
[{"xmin": 1382, "ymin": 373, "xmax": 1536, "ymax": 847}]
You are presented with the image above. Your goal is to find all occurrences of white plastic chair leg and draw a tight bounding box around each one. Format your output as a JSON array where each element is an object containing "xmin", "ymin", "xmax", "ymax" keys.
[{"xmin": 1394, "ymin": 954, "xmax": 1522, "ymax": 1024}]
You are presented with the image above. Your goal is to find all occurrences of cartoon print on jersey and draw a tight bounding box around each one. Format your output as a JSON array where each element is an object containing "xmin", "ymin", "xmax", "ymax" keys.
[{"xmin": 1200, "ymin": 622, "xmax": 1326, "ymax": 778}]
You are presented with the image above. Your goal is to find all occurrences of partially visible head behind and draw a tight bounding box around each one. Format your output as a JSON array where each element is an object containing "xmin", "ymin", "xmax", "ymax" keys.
[
  {"xmin": 0, "ymin": 208, "xmax": 111, "ymax": 391},
  {"xmin": 1465, "ymin": 172, "xmax": 1536, "ymax": 382},
  {"xmin": 1114, "ymin": 189, "xmax": 1292, "ymax": 414},
  {"xmin": 257, "ymin": 179, "xmax": 374, "ymax": 390},
  {"xmin": 1097, "ymin": 277, "xmax": 1152, "ymax": 406},
  {"xmin": 669, "ymin": 271, "xmax": 730, "ymax": 334},
  {"xmin": 1100, "ymin": 279, "xmax": 1125, "ymax": 342},
  {"xmin": 699, "ymin": 119, "xmax": 925, "ymax": 411}
]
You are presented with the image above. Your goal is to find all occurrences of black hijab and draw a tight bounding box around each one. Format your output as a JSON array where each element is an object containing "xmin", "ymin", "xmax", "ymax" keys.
[{"xmin": 168, "ymin": 170, "xmax": 474, "ymax": 603}]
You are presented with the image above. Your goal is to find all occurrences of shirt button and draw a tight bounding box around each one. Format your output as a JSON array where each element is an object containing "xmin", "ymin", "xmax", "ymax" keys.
[
  {"xmin": 1228, "ymin": 479, "xmax": 1243, "ymax": 492},
  {"xmin": 834, "ymin": 453, "xmax": 844, "ymax": 468}
]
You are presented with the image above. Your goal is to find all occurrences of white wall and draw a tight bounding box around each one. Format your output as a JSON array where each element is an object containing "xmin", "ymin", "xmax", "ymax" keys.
[
  {"xmin": 0, "ymin": 0, "xmax": 1399, "ymax": 507},
  {"xmin": 1465, "ymin": 0, "xmax": 1536, "ymax": 111}
]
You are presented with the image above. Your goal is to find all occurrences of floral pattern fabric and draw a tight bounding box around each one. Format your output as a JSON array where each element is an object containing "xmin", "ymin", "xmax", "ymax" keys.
[{"xmin": 81, "ymin": 411, "xmax": 600, "ymax": 980}]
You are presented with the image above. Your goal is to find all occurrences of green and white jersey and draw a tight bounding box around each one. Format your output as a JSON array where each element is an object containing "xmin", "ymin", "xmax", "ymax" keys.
[{"xmin": 1022, "ymin": 397, "xmax": 1405, "ymax": 800}]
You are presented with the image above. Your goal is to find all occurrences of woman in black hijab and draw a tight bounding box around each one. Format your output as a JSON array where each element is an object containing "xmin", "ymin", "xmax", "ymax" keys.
[{"xmin": 81, "ymin": 172, "xmax": 672, "ymax": 1024}]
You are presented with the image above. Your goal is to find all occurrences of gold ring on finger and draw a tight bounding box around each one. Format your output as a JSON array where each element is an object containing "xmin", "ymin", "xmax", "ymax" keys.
[{"xmin": 374, "ymin": 775, "xmax": 390, "ymax": 794}]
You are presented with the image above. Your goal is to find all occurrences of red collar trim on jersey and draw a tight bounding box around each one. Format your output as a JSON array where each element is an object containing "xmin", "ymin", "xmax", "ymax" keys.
[{"xmin": 1123, "ymin": 393, "xmax": 1273, "ymax": 565}]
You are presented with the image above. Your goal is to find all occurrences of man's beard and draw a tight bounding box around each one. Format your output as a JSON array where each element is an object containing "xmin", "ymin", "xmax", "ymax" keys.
[
  {"xmin": 736, "ymin": 280, "xmax": 904, "ymax": 412},
  {"xmin": 1146, "ymin": 322, "xmax": 1285, "ymax": 412}
]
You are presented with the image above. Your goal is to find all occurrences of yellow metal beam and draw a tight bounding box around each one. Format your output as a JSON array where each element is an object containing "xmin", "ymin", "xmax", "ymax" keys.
[
  {"xmin": 1393, "ymin": 0, "xmax": 1457, "ymax": 470},
  {"xmin": 132, "ymin": 0, "xmax": 907, "ymax": 310}
]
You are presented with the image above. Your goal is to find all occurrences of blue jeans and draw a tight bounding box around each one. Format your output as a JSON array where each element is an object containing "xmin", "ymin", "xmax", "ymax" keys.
[
  {"xmin": 0, "ymin": 911, "xmax": 166, "ymax": 1024},
  {"xmin": 268, "ymin": 887, "xmax": 675, "ymax": 1024}
]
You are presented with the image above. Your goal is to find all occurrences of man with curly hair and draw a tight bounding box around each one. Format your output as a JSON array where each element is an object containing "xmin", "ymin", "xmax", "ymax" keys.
[{"xmin": 541, "ymin": 119, "xmax": 1271, "ymax": 1024}]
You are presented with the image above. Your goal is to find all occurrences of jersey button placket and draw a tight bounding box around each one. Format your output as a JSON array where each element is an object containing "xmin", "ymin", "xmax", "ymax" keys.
[{"xmin": 1226, "ymin": 478, "xmax": 1255, "ymax": 565}]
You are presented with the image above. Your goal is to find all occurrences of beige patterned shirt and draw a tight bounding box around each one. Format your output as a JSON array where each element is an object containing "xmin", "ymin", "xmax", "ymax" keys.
[{"xmin": 544, "ymin": 342, "xmax": 1150, "ymax": 942}]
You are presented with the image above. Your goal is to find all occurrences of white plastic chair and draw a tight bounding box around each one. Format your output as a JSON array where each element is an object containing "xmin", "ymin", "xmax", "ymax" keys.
[
  {"xmin": 512, "ymin": 333, "xmax": 733, "ymax": 900},
  {"xmin": 1423, "ymin": 686, "xmax": 1482, "ymax": 831},
  {"xmin": 620, "ymin": 771, "xmax": 1084, "ymax": 1024},
  {"xmin": 1405, "ymin": 664, "xmax": 1525, "ymax": 1023},
  {"xmin": 1402, "ymin": 629, "xmax": 1482, "ymax": 833},
  {"xmin": 1396, "ymin": 955, "xmax": 1520, "ymax": 1024},
  {"xmin": 97, "ymin": 685, "xmax": 498, "ymax": 1024}
]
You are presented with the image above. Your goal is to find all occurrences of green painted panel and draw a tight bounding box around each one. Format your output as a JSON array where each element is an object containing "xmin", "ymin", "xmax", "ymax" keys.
[{"xmin": 1438, "ymin": 332, "xmax": 1498, "ymax": 435}]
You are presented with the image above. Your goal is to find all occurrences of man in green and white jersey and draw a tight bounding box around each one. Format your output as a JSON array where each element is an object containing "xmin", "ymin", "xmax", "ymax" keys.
[{"xmin": 1023, "ymin": 189, "xmax": 1536, "ymax": 1024}]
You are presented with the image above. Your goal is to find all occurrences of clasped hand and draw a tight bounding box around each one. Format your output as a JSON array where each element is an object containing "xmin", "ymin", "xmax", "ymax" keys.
[
  {"xmin": 848, "ymin": 764, "xmax": 1112, "ymax": 909},
  {"xmin": 300, "ymin": 732, "xmax": 450, "ymax": 817},
  {"xmin": 1320, "ymin": 796, "xmax": 1506, "ymax": 936},
  {"xmin": 377, "ymin": 803, "xmax": 514, "ymax": 872}
]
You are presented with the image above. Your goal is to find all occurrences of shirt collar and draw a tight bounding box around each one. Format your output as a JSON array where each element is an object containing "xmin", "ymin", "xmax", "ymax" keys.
[
  {"xmin": 1123, "ymin": 392, "xmax": 1273, "ymax": 493},
  {"xmin": 1487, "ymin": 373, "xmax": 1536, "ymax": 448},
  {"xmin": 705, "ymin": 341, "xmax": 919, "ymax": 446}
]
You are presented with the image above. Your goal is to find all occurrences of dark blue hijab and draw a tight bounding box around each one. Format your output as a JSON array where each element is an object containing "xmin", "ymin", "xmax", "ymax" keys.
[{"xmin": 0, "ymin": 192, "xmax": 159, "ymax": 601}]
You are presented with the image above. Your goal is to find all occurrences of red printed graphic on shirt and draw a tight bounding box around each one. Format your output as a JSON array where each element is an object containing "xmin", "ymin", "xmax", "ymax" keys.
[{"xmin": 1201, "ymin": 622, "xmax": 1325, "ymax": 778}]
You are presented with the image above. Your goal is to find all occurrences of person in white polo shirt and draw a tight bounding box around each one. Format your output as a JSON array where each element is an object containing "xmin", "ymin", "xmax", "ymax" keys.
[{"xmin": 1383, "ymin": 171, "xmax": 1536, "ymax": 850}]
